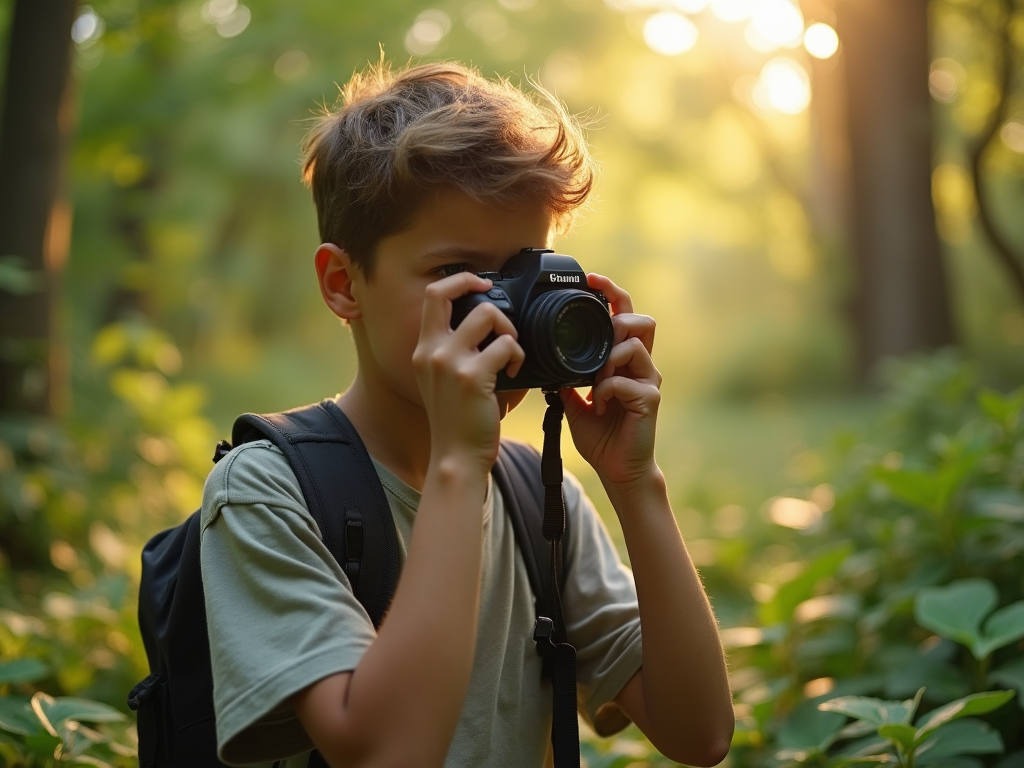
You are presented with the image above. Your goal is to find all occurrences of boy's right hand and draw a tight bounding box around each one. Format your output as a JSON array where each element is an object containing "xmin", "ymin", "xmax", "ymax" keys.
[{"xmin": 412, "ymin": 272, "xmax": 524, "ymax": 473}]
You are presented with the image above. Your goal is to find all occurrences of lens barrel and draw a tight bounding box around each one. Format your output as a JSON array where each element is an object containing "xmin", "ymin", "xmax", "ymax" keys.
[{"xmin": 522, "ymin": 290, "xmax": 613, "ymax": 384}]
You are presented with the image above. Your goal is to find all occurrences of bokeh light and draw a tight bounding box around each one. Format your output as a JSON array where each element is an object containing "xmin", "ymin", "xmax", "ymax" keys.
[
  {"xmin": 749, "ymin": 0, "xmax": 803, "ymax": 49},
  {"xmin": 273, "ymin": 50, "xmax": 310, "ymax": 82},
  {"xmin": 803, "ymin": 22, "xmax": 839, "ymax": 59},
  {"xmin": 405, "ymin": 9, "xmax": 452, "ymax": 55},
  {"xmin": 1002, "ymin": 122, "xmax": 1024, "ymax": 154},
  {"xmin": 929, "ymin": 58, "xmax": 964, "ymax": 104},
  {"xmin": 643, "ymin": 11, "xmax": 699, "ymax": 56},
  {"xmin": 201, "ymin": 0, "xmax": 251, "ymax": 38},
  {"xmin": 672, "ymin": 0, "xmax": 711, "ymax": 12},
  {"xmin": 752, "ymin": 58, "xmax": 811, "ymax": 115},
  {"xmin": 71, "ymin": 6, "xmax": 105, "ymax": 46},
  {"xmin": 710, "ymin": 0, "xmax": 752, "ymax": 23}
]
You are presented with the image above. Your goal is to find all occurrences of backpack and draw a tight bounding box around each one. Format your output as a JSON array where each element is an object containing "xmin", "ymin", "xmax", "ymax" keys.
[{"xmin": 127, "ymin": 398, "xmax": 570, "ymax": 768}]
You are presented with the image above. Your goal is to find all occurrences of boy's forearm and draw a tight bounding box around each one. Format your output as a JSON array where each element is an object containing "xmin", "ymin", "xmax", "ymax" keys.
[
  {"xmin": 606, "ymin": 469, "xmax": 734, "ymax": 764},
  {"xmin": 329, "ymin": 455, "xmax": 489, "ymax": 764}
]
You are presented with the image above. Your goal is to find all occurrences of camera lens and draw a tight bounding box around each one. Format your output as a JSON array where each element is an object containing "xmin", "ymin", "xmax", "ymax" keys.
[{"xmin": 523, "ymin": 290, "xmax": 613, "ymax": 384}]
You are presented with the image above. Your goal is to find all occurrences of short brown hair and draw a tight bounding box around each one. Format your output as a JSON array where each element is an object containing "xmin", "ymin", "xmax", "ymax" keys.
[{"xmin": 301, "ymin": 61, "xmax": 594, "ymax": 278}]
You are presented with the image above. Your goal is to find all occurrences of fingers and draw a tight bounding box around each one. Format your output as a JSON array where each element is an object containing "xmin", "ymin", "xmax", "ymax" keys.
[
  {"xmin": 586, "ymin": 272, "xmax": 633, "ymax": 315},
  {"xmin": 590, "ymin": 376, "xmax": 660, "ymax": 417},
  {"xmin": 612, "ymin": 313, "xmax": 656, "ymax": 354},
  {"xmin": 596, "ymin": 336, "xmax": 662, "ymax": 386},
  {"xmin": 451, "ymin": 302, "xmax": 517, "ymax": 349},
  {"xmin": 587, "ymin": 273, "xmax": 656, "ymax": 354},
  {"xmin": 420, "ymin": 272, "xmax": 492, "ymax": 333},
  {"xmin": 477, "ymin": 333, "xmax": 526, "ymax": 380}
]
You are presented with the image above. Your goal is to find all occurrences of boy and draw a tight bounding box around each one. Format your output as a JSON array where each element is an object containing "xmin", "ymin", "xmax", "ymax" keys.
[{"xmin": 199, "ymin": 61, "xmax": 733, "ymax": 767}]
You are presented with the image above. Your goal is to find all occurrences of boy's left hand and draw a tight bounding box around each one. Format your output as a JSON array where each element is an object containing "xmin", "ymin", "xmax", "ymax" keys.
[{"xmin": 561, "ymin": 273, "xmax": 661, "ymax": 492}]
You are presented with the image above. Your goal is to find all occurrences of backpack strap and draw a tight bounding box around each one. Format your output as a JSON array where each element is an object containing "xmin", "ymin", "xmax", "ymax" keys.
[
  {"xmin": 493, "ymin": 440, "xmax": 571, "ymax": 622},
  {"xmin": 232, "ymin": 399, "xmax": 399, "ymax": 629}
]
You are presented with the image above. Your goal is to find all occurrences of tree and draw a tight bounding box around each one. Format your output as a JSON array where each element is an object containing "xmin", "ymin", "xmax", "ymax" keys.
[
  {"xmin": 0, "ymin": 0, "xmax": 77, "ymax": 418},
  {"xmin": 835, "ymin": 0, "xmax": 957, "ymax": 376}
]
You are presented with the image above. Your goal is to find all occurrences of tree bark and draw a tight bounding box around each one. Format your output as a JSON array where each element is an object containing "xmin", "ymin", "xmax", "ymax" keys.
[
  {"xmin": 835, "ymin": 0, "xmax": 956, "ymax": 376},
  {"xmin": 0, "ymin": 0, "xmax": 77, "ymax": 417}
]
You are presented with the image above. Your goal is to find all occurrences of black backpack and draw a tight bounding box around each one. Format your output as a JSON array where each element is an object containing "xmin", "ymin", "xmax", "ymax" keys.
[{"xmin": 127, "ymin": 398, "xmax": 569, "ymax": 768}]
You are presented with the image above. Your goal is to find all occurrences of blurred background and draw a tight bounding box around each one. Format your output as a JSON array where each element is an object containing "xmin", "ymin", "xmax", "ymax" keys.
[{"xmin": 1, "ymin": 0, "xmax": 1023, "ymax": 765}]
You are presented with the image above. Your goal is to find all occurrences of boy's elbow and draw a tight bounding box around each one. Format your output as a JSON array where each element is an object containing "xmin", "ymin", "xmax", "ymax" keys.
[{"xmin": 655, "ymin": 717, "xmax": 734, "ymax": 767}]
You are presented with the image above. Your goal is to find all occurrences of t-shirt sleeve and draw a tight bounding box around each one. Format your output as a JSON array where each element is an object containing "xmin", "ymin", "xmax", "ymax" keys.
[
  {"xmin": 199, "ymin": 440, "xmax": 377, "ymax": 766},
  {"xmin": 560, "ymin": 471, "xmax": 643, "ymax": 734}
]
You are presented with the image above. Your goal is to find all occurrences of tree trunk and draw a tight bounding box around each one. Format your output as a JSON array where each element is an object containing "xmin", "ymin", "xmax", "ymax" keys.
[
  {"xmin": 0, "ymin": 0, "xmax": 77, "ymax": 417},
  {"xmin": 836, "ymin": 0, "xmax": 955, "ymax": 376}
]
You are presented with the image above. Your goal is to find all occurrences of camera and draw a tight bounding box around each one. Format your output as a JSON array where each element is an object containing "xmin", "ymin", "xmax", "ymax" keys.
[{"xmin": 450, "ymin": 248, "xmax": 614, "ymax": 391}]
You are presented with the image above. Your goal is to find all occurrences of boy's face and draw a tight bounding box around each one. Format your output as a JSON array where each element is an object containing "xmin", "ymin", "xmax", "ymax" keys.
[{"xmin": 347, "ymin": 188, "xmax": 555, "ymax": 418}]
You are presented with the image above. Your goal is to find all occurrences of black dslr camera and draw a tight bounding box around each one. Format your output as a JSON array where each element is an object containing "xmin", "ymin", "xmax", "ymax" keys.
[{"xmin": 450, "ymin": 248, "xmax": 614, "ymax": 392}]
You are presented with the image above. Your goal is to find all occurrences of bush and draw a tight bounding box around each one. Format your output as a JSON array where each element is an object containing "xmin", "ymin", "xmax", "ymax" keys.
[{"xmin": 723, "ymin": 352, "xmax": 1024, "ymax": 766}]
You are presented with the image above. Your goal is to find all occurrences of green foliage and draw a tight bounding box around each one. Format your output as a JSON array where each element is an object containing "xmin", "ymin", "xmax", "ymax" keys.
[
  {"xmin": 722, "ymin": 354, "xmax": 1024, "ymax": 767},
  {"xmin": 813, "ymin": 689, "xmax": 1012, "ymax": 768}
]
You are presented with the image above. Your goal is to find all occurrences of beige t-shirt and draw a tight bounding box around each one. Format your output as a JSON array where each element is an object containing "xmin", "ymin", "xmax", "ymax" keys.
[{"xmin": 199, "ymin": 438, "xmax": 643, "ymax": 767}]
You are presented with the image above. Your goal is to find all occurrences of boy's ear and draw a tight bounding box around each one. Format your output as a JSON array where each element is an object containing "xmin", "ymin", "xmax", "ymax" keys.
[{"xmin": 315, "ymin": 243, "xmax": 361, "ymax": 321}]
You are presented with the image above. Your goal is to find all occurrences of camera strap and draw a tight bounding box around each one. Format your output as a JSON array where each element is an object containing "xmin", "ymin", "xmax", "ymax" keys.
[{"xmin": 533, "ymin": 390, "xmax": 580, "ymax": 768}]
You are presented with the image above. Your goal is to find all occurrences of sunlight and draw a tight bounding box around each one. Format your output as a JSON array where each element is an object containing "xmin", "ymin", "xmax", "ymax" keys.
[
  {"xmin": 71, "ymin": 6, "xmax": 105, "ymax": 46},
  {"xmin": 803, "ymin": 22, "xmax": 839, "ymax": 59},
  {"xmin": 710, "ymin": 0, "xmax": 752, "ymax": 23},
  {"xmin": 671, "ymin": 0, "xmax": 710, "ymax": 12},
  {"xmin": 768, "ymin": 496, "xmax": 821, "ymax": 529},
  {"xmin": 752, "ymin": 58, "xmax": 811, "ymax": 115},
  {"xmin": 643, "ymin": 11, "xmax": 700, "ymax": 56},
  {"xmin": 1002, "ymin": 121, "xmax": 1024, "ymax": 153},
  {"xmin": 749, "ymin": 0, "xmax": 803, "ymax": 49},
  {"xmin": 405, "ymin": 9, "xmax": 452, "ymax": 55}
]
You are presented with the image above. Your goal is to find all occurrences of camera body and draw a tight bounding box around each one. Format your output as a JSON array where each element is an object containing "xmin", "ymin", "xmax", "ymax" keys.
[{"xmin": 450, "ymin": 248, "xmax": 613, "ymax": 392}]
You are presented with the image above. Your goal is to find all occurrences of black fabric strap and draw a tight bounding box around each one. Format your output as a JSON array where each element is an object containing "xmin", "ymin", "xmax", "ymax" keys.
[{"xmin": 533, "ymin": 390, "xmax": 580, "ymax": 768}]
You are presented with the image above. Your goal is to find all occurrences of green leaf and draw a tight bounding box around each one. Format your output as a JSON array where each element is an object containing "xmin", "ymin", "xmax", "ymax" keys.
[
  {"xmin": 760, "ymin": 544, "xmax": 852, "ymax": 625},
  {"xmin": 877, "ymin": 723, "xmax": 916, "ymax": 751},
  {"xmin": 0, "ymin": 696, "xmax": 42, "ymax": 736},
  {"xmin": 778, "ymin": 701, "xmax": 847, "ymax": 751},
  {"xmin": 0, "ymin": 256, "xmax": 44, "ymax": 296},
  {"xmin": 914, "ymin": 690, "xmax": 1014, "ymax": 740},
  {"xmin": 819, "ymin": 695, "xmax": 918, "ymax": 726},
  {"xmin": 0, "ymin": 659, "xmax": 49, "ymax": 686},
  {"xmin": 974, "ymin": 601, "xmax": 1024, "ymax": 658},
  {"xmin": 35, "ymin": 697, "xmax": 126, "ymax": 728},
  {"xmin": 826, "ymin": 755, "xmax": 896, "ymax": 768},
  {"xmin": 873, "ymin": 468, "xmax": 941, "ymax": 511},
  {"xmin": 915, "ymin": 719, "xmax": 1003, "ymax": 765},
  {"xmin": 915, "ymin": 580, "xmax": 997, "ymax": 654},
  {"xmin": 969, "ymin": 489, "xmax": 1024, "ymax": 522},
  {"xmin": 988, "ymin": 657, "xmax": 1024, "ymax": 711}
]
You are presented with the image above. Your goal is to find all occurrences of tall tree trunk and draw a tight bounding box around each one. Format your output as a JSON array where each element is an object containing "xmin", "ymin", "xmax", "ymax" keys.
[
  {"xmin": 836, "ymin": 0, "xmax": 955, "ymax": 376},
  {"xmin": 0, "ymin": 0, "xmax": 77, "ymax": 417}
]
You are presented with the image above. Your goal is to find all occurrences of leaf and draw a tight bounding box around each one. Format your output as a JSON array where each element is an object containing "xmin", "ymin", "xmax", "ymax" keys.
[
  {"xmin": 988, "ymin": 657, "xmax": 1024, "ymax": 711},
  {"xmin": 915, "ymin": 719, "xmax": 1003, "ymax": 765},
  {"xmin": 873, "ymin": 468, "xmax": 941, "ymax": 511},
  {"xmin": 915, "ymin": 580, "xmax": 997, "ymax": 653},
  {"xmin": 760, "ymin": 544, "xmax": 852, "ymax": 625},
  {"xmin": 977, "ymin": 386, "xmax": 1024, "ymax": 430},
  {"xmin": 777, "ymin": 700, "xmax": 847, "ymax": 751},
  {"xmin": 826, "ymin": 754, "xmax": 896, "ymax": 768},
  {"xmin": 35, "ymin": 696, "xmax": 126, "ymax": 728},
  {"xmin": 0, "ymin": 659, "xmax": 49, "ymax": 686},
  {"xmin": 883, "ymin": 655, "xmax": 969, "ymax": 703},
  {"xmin": 819, "ymin": 695, "xmax": 918, "ymax": 726},
  {"xmin": 0, "ymin": 696, "xmax": 42, "ymax": 736},
  {"xmin": 974, "ymin": 601, "xmax": 1024, "ymax": 658},
  {"xmin": 968, "ymin": 489, "xmax": 1024, "ymax": 522},
  {"xmin": 0, "ymin": 256, "xmax": 44, "ymax": 296},
  {"xmin": 914, "ymin": 691, "xmax": 1014, "ymax": 740},
  {"xmin": 877, "ymin": 723, "xmax": 916, "ymax": 751}
]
